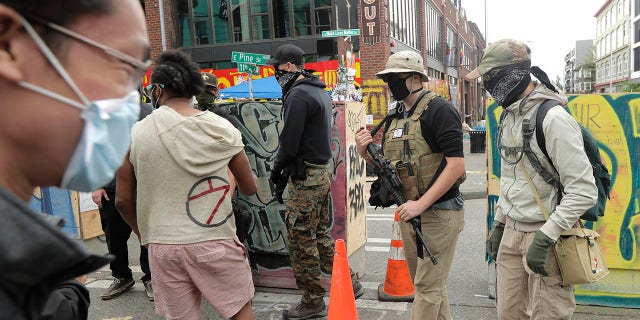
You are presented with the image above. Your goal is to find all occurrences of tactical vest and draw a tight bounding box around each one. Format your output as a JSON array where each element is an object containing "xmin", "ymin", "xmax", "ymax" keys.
[{"xmin": 383, "ymin": 92, "xmax": 444, "ymax": 200}]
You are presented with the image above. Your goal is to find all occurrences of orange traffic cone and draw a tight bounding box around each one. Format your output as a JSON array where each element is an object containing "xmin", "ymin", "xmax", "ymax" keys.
[
  {"xmin": 378, "ymin": 210, "xmax": 415, "ymax": 302},
  {"xmin": 328, "ymin": 239, "xmax": 358, "ymax": 320}
]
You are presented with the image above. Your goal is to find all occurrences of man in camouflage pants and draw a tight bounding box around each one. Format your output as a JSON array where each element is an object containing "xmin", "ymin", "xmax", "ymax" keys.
[{"xmin": 268, "ymin": 44, "xmax": 364, "ymax": 319}]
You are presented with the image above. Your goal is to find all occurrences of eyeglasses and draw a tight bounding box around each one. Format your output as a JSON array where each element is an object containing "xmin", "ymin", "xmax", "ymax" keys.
[
  {"xmin": 28, "ymin": 16, "xmax": 151, "ymax": 83},
  {"xmin": 143, "ymin": 83, "xmax": 164, "ymax": 98}
]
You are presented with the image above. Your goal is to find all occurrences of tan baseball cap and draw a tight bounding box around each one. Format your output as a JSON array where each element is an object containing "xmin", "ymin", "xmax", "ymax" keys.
[
  {"xmin": 466, "ymin": 39, "xmax": 531, "ymax": 79},
  {"xmin": 376, "ymin": 51, "xmax": 428, "ymax": 81}
]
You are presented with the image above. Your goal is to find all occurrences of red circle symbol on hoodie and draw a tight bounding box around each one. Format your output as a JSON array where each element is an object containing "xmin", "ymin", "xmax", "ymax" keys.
[{"xmin": 186, "ymin": 176, "xmax": 232, "ymax": 227}]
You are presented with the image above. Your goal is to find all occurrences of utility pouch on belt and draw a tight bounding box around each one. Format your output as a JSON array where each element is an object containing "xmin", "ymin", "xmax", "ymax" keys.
[
  {"xmin": 291, "ymin": 158, "xmax": 307, "ymax": 180},
  {"xmin": 396, "ymin": 161, "xmax": 419, "ymax": 201},
  {"xmin": 554, "ymin": 225, "xmax": 609, "ymax": 285}
]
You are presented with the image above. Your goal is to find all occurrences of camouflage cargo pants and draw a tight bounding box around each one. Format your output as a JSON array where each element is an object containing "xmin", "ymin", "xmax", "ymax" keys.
[{"xmin": 285, "ymin": 163, "xmax": 334, "ymax": 305}]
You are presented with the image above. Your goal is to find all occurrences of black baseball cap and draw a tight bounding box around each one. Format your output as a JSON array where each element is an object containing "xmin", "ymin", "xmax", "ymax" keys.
[{"xmin": 267, "ymin": 44, "xmax": 305, "ymax": 66}]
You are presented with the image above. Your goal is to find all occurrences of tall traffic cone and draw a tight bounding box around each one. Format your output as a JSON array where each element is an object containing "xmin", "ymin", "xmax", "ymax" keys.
[
  {"xmin": 378, "ymin": 210, "xmax": 415, "ymax": 301},
  {"xmin": 328, "ymin": 239, "xmax": 358, "ymax": 320}
]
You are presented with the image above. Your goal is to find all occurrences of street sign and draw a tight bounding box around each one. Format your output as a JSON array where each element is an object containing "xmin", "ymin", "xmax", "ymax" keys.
[
  {"xmin": 231, "ymin": 51, "xmax": 270, "ymax": 65},
  {"xmin": 321, "ymin": 29, "xmax": 360, "ymax": 38},
  {"xmin": 238, "ymin": 63, "xmax": 259, "ymax": 74}
]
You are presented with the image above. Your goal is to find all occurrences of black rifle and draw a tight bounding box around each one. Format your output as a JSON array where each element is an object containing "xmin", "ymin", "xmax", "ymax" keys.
[{"xmin": 363, "ymin": 118, "xmax": 438, "ymax": 265}]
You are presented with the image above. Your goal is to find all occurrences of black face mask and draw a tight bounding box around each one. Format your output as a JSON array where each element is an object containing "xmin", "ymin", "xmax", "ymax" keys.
[
  {"xmin": 387, "ymin": 75, "xmax": 412, "ymax": 101},
  {"xmin": 196, "ymin": 91, "xmax": 216, "ymax": 109}
]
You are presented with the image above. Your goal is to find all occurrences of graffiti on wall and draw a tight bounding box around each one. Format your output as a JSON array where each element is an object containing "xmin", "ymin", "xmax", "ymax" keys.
[
  {"xmin": 142, "ymin": 59, "xmax": 361, "ymax": 90},
  {"xmin": 344, "ymin": 103, "xmax": 367, "ymax": 254},
  {"xmin": 215, "ymin": 102, "xmax": 291, "ymax": 271},
  {"xmin": 362, "ymin": 78, "xmax": 389, "ymax": 125},
  {"xmin": 363, "ymin": 78, "xmax": 452, "ymax": 127},
  {"xmin": 426, "ymin": 78, "xmax": 451, "ymax": 101},
  {"xmin": 218, "ymin": 101, "xmax": 354, "ymax": 276},
  {"xmin": 486, "ymin": 94, "xmax": 640, "ymax": 305}
]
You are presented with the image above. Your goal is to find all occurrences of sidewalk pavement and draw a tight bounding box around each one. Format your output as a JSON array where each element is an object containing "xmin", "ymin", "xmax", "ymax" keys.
[{"xmin": 459, "ymin": 139, "xmax": 488, "ymax": 200}]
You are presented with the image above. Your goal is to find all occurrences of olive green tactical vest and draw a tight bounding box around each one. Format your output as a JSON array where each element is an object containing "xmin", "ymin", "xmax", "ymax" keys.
[{"xmin": 383, "ymin": 92, "xmax": 443, "ymax": 200}]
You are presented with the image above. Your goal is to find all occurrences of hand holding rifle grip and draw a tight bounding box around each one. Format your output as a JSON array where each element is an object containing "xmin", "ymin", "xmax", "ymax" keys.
[{"xmin": 363, "ymin": 127, "xmax": 437, "ymax": 265}]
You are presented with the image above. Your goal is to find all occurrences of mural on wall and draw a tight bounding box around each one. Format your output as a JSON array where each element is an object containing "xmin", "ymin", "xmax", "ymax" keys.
[
  {"xmin": 426, "ymin": 78, "xmax": 451, "ymax": 101},
  {"xmin": 486, "ymin": 94, "xmax": 640, "ymax": 306},
  {"xmin": 362, "ymin": 78, "xmax": 389, "ymax": 125},
  {"xmin": 142, "ymin": 59, "xmax": 361, "ymax": 90},
  {"xmin": 218, "ymin": 101, "xmax": 353, "ymax": 287},
  {"xmin": 363, "ymin": 78, "xmax": 451, "ymax": 127}
]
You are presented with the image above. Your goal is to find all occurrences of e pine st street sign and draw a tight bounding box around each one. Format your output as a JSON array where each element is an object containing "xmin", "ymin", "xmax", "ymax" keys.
[{"xmin": 231, "ymin": 51, "xmax": 270, "ymax": 65}]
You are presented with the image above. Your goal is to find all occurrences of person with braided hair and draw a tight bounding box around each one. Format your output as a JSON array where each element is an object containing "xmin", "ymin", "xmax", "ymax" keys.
[{"xmin": 116, "ymin": 50, "xmax": 258, "ymax": 320}]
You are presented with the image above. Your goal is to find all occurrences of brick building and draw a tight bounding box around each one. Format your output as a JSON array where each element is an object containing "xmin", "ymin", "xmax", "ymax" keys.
[{"xmin": 143, "ymin": 0, "xmax": 486, "ymax": 125}]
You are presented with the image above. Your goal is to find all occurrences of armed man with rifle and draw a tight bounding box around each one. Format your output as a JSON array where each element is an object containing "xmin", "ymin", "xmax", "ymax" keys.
[{"xmin": 355, "ymin": 51, "xmax": 466, "ymax": 320}]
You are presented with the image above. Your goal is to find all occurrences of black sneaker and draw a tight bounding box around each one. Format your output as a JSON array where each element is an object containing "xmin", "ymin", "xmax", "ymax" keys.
[
  {"xmin": 143, "ymin": 279, "xmax": 154, "ymax": 301},
  {"xmin": 100, "ymin": 277, "xmax": 135, "ymax": 300},
  {"xmin": 352, "ymin": 281, "xmax": 365, "ymax": 299},
  {"xmin": 283, "ymin": 300, "xmax": 327, "ymax": 319}
]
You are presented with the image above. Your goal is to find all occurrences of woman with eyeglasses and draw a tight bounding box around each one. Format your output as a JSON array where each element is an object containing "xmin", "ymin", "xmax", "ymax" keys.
[
  {"xmin": 0, "ymin": 0, "xmax": 149, "ymax": 319},
  {"xmin": 116, "ymin": 50, "xmax": 258, "ymax": 320}
]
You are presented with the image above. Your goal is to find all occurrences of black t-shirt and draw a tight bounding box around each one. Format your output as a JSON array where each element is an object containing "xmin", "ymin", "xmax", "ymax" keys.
[{"xmin": 385, "ymin": 92, "xmax": 464, "ymax": 202}]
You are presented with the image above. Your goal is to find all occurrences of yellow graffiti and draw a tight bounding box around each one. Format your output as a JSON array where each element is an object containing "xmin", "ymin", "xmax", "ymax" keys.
[
  {"xmin": 362, "ymin": 79, "xmax": 388, "ymax": 124},
  {"xmin": 324, "ymin": 70, "xmax": 338, "ymax": 87},
  {"xmin": 490, "ymin": 95, "xmax": 640, "ymax": 269},
  {"xmin": 569, "ymin": 96, "xmax": 637, "ymax": 269},
  {"xmin": 426, "ymin": 78, "xmax": 450, "ymax": 100}
]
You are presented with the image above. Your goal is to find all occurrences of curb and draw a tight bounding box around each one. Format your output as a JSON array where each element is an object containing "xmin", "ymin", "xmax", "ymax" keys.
[{"xmin": 461, "ymin": 190, "xmax": 487, "ymax": 200}]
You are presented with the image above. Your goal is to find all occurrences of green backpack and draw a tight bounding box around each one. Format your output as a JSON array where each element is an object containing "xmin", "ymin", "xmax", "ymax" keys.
[{"xmin": 526, "ymin": 99, "xmax": 611, "ymax": 221}]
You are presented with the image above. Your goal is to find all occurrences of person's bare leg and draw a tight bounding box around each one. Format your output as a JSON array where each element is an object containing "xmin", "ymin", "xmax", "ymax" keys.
[{"xmin": 230, "ymin": 301, "xmax": 254, "ymax": 320}]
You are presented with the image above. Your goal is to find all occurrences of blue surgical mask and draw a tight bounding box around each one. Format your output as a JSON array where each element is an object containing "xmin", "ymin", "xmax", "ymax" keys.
[
  {"xmin": 59, "ymin": 92, "xmax": 140, "ymax": 191},
  {"xmin": 17, "ymin": 16, "xmax": 141, "ymax": 191}
]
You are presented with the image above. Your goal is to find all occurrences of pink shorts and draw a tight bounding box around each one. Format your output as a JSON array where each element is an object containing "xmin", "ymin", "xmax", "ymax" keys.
[{"xmin": 148, "ymin": 238, "xmax": 254, "ymax": 319}]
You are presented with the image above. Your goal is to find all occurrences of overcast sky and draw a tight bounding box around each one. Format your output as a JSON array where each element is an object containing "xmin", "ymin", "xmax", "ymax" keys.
[{"xmin": 461, "ymin": 0, "xmax": 605, "ymax": 83}]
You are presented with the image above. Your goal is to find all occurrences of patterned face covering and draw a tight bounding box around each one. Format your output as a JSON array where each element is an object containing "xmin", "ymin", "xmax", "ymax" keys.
[
  {"xmin": 483, "ymin": 67, "xmax": 531, "ymax": 107},
  {"xmin": 275, "ymin": 69, "xmax": 301, "ymax": 97}
]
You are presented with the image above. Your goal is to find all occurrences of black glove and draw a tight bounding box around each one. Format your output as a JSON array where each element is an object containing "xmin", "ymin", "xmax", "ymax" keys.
[
  {"xmin": 270, "ymin": 170, "xmax": 286, "ymax": 185},
  {"xmin": 526, "ymin": 230, "xmax": 555, "ymax": 276},
  {"xmin": 486, "ymin": 221, "xmax": 504, "ymax": 261},
  {"xmin": 269, "ymin": 170, "xmax": 288, "ymax": 204},
  {"xmin": 274, "ymin": 181, "xmax": 287, "ymax": 204}
]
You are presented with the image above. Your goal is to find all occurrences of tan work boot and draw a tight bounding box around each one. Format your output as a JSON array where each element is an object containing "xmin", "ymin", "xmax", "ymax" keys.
[{"xmin": 283, "ymin": 300, "xmax": 327, "ymax": 319}]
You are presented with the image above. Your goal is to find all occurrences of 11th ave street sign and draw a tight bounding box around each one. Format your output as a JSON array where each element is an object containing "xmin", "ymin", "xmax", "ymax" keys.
[
  {"xmin": 237, "ymin": 63, "xmax": 259, "ymax": 74},
  {"xmin": 231, "ymin": 51, "xmax": 270, "ymax": 65},
  {"xmin": 321, "ymin": 29, "xmax": 360, "ymax": 38}
]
